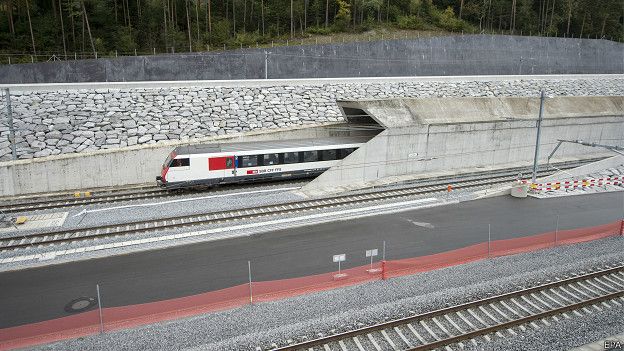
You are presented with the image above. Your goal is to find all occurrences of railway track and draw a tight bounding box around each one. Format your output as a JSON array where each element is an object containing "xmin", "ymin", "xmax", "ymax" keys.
[
  {"xmin": 269, "ymin": 264, "xmax": 624, "ymax": 351},
  {"xmin": 0, "ymin": 187, "xmax": 169, "ymax": 214},
  {"xmin": 0, "ymin": 158, "xmax": 604, "ymax": 214},
  {"xmin": 0, "ymin": 179, "xmax": 315, "ymax": 214},
  {"xmin": 0, "ymin": 161, "xmax": 591, "ymax": 253}
]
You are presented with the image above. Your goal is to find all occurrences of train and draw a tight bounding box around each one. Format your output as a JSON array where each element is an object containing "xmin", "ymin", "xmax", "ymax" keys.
[{"xmin": 156, "ymin": 137, "xmax": 367, "ymax": 189}]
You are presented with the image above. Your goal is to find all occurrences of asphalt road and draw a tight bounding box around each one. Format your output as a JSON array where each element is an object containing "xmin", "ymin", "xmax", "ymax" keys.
[{"xmin": 1, "ymin": 192, "xmax": 622, "ymax": 328}]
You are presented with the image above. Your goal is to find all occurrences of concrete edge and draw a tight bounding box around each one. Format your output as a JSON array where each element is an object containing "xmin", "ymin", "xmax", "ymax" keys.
[{"xmin": 2, "ymin": 74, "xmax": 623, "ymax": 91}]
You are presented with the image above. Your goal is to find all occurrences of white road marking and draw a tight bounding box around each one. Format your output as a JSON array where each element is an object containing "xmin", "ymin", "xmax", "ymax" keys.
[
  {"xmin": 72, "ymin": 186, "xmax": 302, "ymax": 217},
  {"xmin": 403, "ymin": 219, "xmax": 435, "ymax": 229}
]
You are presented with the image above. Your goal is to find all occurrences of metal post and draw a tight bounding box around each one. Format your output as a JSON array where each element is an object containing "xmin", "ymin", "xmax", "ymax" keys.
[
  {"xmin": 555, "ymin": 215, "xmax": 559, "ymax": 246},
  {"xmin": 370, "ymin": 254, "xmax": 373, "ymax": 270},
  {"xmin": 264, "ymin": 51, "xmax": 268, "ymax": 80},
  {"xmin": 532, "ymin": 90, "xmax": 546, "ymax": 183},
  {"xmin": 382, "ymin": 240, "xmax": 386, "ymax": 261},
  {"xmin": 488, "ymin": 224, "xmax": 491, "ymax": 258},
  {"xmin": 247, "ymin": 260, "xmax": 253, "ymax": 304},
  {"xmin": 4, "ymin": 89, "xmax": 17, "ymax": 160},
  {"xmin": 153, "ymin": 47, "xmax": 156, "ymax": 55},
  {"xmin": 96, "ymin": 284, "xmax": 104, "ymax": 333},
  {"xmin": 338, "ymin": 260, "xmax": 341, "ymax": 275},
  {"xmin": 621, "ymin": 193, "xmax": 624, "ymax": 235}
]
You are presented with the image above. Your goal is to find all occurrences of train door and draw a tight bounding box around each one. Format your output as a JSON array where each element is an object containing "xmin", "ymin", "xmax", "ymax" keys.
[{"xmin": 208, "ymin": 156, "xmax": 236, "ymax": 179}]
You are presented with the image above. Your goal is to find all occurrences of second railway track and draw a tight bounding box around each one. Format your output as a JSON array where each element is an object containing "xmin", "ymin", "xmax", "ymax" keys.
[
  {"xmin": 269, "ymin": 264, "xmax": 624, "ymax": 351},
  {"xmin": 0, "ymin": 158, "xmax": 604, "ymax": 214},
  {"xmin": 0, "ymin": 159, "xmax": 606, "ymax": 253}
]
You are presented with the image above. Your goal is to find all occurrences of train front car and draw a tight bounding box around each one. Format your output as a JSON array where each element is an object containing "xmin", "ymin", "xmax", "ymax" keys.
[
  {"xmin": 156, "ymin": 151, "xmax": 175, "ymax": 188},
  {"xmin": 156, "ymin": 137, "xmax": 368, "ymax": 190}
]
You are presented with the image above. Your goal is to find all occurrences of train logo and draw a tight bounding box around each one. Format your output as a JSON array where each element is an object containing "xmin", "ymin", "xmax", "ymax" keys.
[{"xmin": 246, "ymin": 168, "xmax": 281, "ymax": 175}]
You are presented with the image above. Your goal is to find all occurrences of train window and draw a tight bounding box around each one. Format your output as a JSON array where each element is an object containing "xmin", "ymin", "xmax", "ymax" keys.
[
  {"xmin": 303, "ymin": 151, "xmax": 318, "ymax": 162},
  {"xmin": 320, "ymin": 149, "xmax": 337, "ymax": 161},
  {"xmin": 338, "ymin": 148, "xmax": 356, "ymax": 159},
  {"xmin": 170, "ymin": 158, "xmax": 190, "ymax": 167},
  {"xmin": 283, "ymin": 152, "xmax": 299, "ymax": 164},
  {"xmin": 238, "ymin": 155, "xmax": 258, "ymax": 168},
  {"xmin": 263, "ymin": 153, "xmax": 280, "ymax": 166}
]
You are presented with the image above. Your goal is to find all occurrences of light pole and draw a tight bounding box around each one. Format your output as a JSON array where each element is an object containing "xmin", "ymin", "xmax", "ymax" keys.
[
  {"xmin": 4, "ymin": 88, "xmax": 17, "ymax": 160},
  {"xmin": 532, "ymin": 90, "xmax": 546, "ymax": 183}
]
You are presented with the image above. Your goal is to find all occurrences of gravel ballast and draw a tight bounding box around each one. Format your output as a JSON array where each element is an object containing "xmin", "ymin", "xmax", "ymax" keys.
[{"xmin": 31, "ymin": 235, "xmax": 624, "ymax": 351}]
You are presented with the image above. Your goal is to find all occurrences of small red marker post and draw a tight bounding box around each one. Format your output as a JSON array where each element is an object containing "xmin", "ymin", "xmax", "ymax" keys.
[
  {"xmin": 447, "ymin": 185, "xmax": 452, "ymax": 192},
  {"xmin": 381, "ymin": 260, "xmax": 387, "ymax": 280}
]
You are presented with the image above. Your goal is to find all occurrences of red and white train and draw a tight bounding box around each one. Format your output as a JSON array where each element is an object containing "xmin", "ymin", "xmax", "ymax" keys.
[{"xmin": 156, "ymin": 137, "xmax": 367, "ymax": 189}]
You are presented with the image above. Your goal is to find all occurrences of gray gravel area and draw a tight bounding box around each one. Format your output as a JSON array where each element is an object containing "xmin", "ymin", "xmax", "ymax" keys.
[
  {"xmin": 470, "ymin": 302, "xmax": 624, "ymax": 351},
  {"xmin": 2, "ymin": 181, "xmax": 308, "ymax": 232},
  {"xmin": 30, "ymin": 235, "xmax": 624, "ymax": 351}
]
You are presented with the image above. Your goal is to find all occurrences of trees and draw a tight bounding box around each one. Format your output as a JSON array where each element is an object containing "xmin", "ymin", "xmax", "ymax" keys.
[
  {"xmin": 25, "ymin": 0, "xmax": 37, "ymax": 56},
  {"xmin": 0, "ymin": 0, "xmax": 621, "ymax": 58}
]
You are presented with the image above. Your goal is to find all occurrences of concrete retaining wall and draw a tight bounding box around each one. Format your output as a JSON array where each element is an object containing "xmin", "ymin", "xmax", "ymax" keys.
[
  {"xmin": 303, "ymin": 96, "xmax": 624, "ymax": 196},
  {"xmin": 1, "ymin": 35, "xmax": 622, "ymax": 83},
  {"xmin": 1, "ymin": 75, "xmax": 622, "ymax": 161}
]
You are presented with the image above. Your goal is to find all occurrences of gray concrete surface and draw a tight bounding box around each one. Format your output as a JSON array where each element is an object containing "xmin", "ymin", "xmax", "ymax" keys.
[
  {"xmin": 0, "ymin": 191, "xmax": 622, "ymax": 328},
  {"xmin": 538, "ymin": 155, "xmax": 624, "ymax": 183},
  {"xmin": 1, "ymin": 35, "xmax": 622, "ymax": 83},
  {"xmin": 303, "ymin": 96, "xmax": 624, "ymax": 196}
]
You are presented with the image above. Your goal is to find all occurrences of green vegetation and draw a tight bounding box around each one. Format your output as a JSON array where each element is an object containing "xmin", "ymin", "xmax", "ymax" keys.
[{"xmin": 1, "ymin": 0, "xmax": 622, "ymax": 62}]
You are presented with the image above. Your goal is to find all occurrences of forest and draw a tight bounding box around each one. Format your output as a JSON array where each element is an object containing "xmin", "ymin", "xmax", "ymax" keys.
[{"xmin": 1, "ymin": 0, "xmax": 622, "ymax": 61}]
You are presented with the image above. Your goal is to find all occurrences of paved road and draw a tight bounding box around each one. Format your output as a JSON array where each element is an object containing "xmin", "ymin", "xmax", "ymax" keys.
[{"xmin": 1, "ymin": 192, "xmax": 622, "ymax": 328}]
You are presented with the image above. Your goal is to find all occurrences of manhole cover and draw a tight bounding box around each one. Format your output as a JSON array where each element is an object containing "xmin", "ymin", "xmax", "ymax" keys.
[{"xmin": 64, "ymin": 297, "xmax": 97, "ymax": 313}]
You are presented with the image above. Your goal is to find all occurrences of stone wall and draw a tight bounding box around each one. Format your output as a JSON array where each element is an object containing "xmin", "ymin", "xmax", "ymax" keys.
[{"xmin": 1, "ymin": 76, "xmax": 623, "ymax": 161}]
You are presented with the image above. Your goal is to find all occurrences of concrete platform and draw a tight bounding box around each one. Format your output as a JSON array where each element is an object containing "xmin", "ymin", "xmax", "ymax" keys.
[{"xmin": 0, "ymin": 212, "xmax": 68, "ymax": 234}]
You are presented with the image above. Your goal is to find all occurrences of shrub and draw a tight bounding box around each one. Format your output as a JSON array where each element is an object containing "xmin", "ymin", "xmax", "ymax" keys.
[{"xmin": 397, "ymin": 15, "xmax": 426, "ymax": 30}]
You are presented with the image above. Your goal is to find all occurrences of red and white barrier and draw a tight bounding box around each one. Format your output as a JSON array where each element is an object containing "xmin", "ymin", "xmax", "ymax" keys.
[{"xmin": 521, "ymin": 176, "xmax": 624, "ymax": 192}]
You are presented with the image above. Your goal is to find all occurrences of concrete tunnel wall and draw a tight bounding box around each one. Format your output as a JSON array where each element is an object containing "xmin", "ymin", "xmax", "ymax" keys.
[
  {"xmin": 0, "ymin": 122, "xmax": 370, "ymax": 196},
  {"xmin": 302, "ymin": 96, "xmax": 624, "ymax": 196}
]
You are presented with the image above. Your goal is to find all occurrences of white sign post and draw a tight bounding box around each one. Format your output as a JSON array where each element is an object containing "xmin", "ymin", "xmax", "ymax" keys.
[
  {"xmin": 366, "ymin": 249, "xmax": 381, "ymax": 274},
  {"xmin": 333, "ymin": 254, "xmax": 347, "ymax": 280}
]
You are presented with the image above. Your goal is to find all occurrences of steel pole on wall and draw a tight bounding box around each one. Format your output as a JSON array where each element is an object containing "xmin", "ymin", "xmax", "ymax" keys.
[
  {"xmin": 532, "ymin": 90, "xmax": 546, "ymax": 183},
  {"xmin": 264, "ymin": 51, "xmax": 268, "ymax": 79},
  {"xmin": 4, "ymin": 88, "xmax": 17, "ymax": 160}
]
